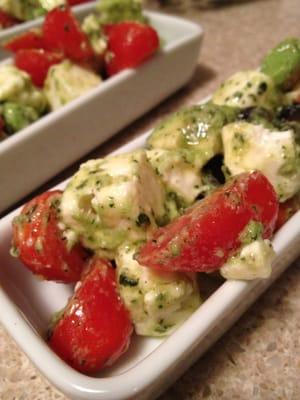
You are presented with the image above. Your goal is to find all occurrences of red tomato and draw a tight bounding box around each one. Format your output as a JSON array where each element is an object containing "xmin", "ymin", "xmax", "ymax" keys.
[
  {"xmin": 136, "ymin": 171, "xmax": 279, "ymax": 273},
  {"xmin": 104, "ymin": 21, "xmax": 159, "ymax": 76},
  {"xmin": 11, "ymin": 190, "xmax": 88, "ymax": 282},
  {"xmin": 0, "ymin": 115, "xmax": 5, "ymax": 130},
  {"xmin": 275, "ymin": 193, "xmax": 300, "ymax": 231},
  {"xmin": 0, "ymin": 11, "xmax": 20, "ymax": 28},
  {"xmin": 4, "ymin": 31, "xmax": 45, "ymax": 52},
  {"xmin": 15, "ymin": 49, "xmax": 64, "ymax": 87},
  {"xmin": 43, "ymin": 7, "xmax": 94, "ymax": 63},
  {"xmin": 48, "ymin": 257, "xmax": 133, "ymax": 374},
  {"xmin": 0, "ymin": 115, "xmax": 6, "ymax": 139},
  {"xmin": 68, "ymin": 0, "xmax": 91, "ymax": 4}
]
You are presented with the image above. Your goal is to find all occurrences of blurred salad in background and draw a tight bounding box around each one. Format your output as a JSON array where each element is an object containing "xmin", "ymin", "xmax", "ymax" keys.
[
  {"xmin": 0, "ymin": 0, "xmax": 92, "ymax": 29},
  {"xmin": 0, "ymin": 0, "xmax": 160, "ymax": 139}
]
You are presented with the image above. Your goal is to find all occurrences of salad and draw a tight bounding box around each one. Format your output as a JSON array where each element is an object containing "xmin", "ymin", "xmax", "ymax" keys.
[
  {"xmin": 0, "ymin": 0, "xmax": 159, "ymax": 139},
  {"xmin": 9, "ymin": 37, "xmax": 300, "ymax": 375},
  {"xmin": 0, "ymin": 0, "xmax": 92, "ymax": 29}
]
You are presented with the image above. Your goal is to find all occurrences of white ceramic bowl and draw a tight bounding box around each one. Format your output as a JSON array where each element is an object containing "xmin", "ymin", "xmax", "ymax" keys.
[
  {"xmin": 0, "ymin": 5, "xmax": 203, "ymax": 214},
  {"xmin": 0, "ymin": 130, "xmax": 300, "ymax": 400}
]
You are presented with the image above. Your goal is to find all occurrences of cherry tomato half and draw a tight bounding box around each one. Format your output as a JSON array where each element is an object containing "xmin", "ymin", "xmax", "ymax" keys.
[
  {"xmin": 104, "ymin": 21, "xmax": 159, "ymax": 76},
  {"xmin": 48, "ymin": 257, "xmax": 133, "ymax": 374},
  {"xmin": 136, "ymin": 171, "xmax": 279, "ymax": 273},
  {"xmin": 4, "ymin": 31, "xmax": 45, "ymax": 53},
  {"xmin": 0, "ymin": 11, "xmax": 20, "ymax": 28},
  {"xmin": 11, "ymin": 190, "xmax": 88, "ymax": 282},
  {"xmin": 15, "ymin": 49, "xmax": 64, "ymax": 87},
  {"xmin": 68, "ymin": 0, "xmax": 91, "ymax": 4},
  {"xmin": 43, "ymin": 7, "xmax": 94, "ymax": 63}
]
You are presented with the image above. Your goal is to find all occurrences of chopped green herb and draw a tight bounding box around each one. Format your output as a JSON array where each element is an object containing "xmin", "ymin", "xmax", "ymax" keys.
[{"xmin": 119, "ymin": 274, "xmax": 139, "ymax": 287}]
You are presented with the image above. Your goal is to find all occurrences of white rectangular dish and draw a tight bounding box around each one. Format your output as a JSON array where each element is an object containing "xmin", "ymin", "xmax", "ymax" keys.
[
  {"xmin": 0, "ymin": 130, "xmax": 300, "ymax": 400},
  {"xmin": 0, "ymin": 5, "xmax": 203, "ymax": 214}
]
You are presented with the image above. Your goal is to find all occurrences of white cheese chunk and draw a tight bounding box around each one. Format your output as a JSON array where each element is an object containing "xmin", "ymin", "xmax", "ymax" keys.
[
  {"xmin": 147, "ymin": 149, "xmax": 204, "ymax": 205},
  {"xmin": 220, "ymin": 239, "xmax": 275, "ymax": 280},
  {"xmin": 44, "ymin": 61, "xmax": 101, "ymax": 111},
  {"xmin": 0, "ymin": 65, "xmax": 47, "ymax": 113},
  {"xmin": 212, "ymin": 70, "xmax": 281, "ymax": 110},
  {"xmin": 222, "ymin": 121, "xmax": 300, "ymax": 201},
  {"xmin": 116, "ymin": 244, "xmax": 201, "ymax": 337},
  {"xmin": 60, "ymin": 150, "xmax": 169, "ymax": 257},
  {"xmin": 39, "ymin": 0, "xmax": 65, "ymax": 10}
]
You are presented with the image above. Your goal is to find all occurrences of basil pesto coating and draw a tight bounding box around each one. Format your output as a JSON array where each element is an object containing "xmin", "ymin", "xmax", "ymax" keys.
[{"xmin": 212, "ymin": 70, "xmax": 281, "ymax": 111}]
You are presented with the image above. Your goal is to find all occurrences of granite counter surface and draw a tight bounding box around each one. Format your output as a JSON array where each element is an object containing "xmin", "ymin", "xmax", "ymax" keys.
[{"xmin": 1, "ymin": 0, "xmax": 300, "ymax": 399}]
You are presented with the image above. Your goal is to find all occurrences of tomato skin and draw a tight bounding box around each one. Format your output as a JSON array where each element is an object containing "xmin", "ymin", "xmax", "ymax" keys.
[
  {"xmin": 43, "ymin": 7, "xmax": 94, "ymax": 63},
  {"xmin": 11, "ymin": 191, "xmax": 88, "ymax": 282},
  {"xmin": 0, "ymin": 11, "xmax": 20, "ymax": 28},
  {"xmin": 105, "ymin": 22, "xmax": 159, "ymax": 76},
  {"xmin": 137, "ymin": 171, "xmax": 279, "ymax": 273},
  {"xmin": 15, "ymin": 49, "xmax": 64, "ymax": 87},
  {"xmin": 275, "ymin": 193, "xmax": 300, "ymax": 231},
  {"xmin": 68, "ymin": 0, "xmax": 91, "ymax": 4},
  {"xmin": 48, "ymin": 257, "xmax": 133, "ymax": 374},
  {"xmin": 0, "ymin": 115, "xmax": 5, "ymax": 130},
  {"xmin": 4, "ymin": 31, "xmax": 45, "ymax": 52}
]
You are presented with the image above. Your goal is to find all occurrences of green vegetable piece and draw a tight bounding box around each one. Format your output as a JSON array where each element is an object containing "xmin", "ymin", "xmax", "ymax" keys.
[
  {"xmin": 81, "ymin": 14, "xmax": 107, "ymax": 56},
  {"xmin": 0, "ymin": 0, "xmax": 45, "ymax": 21},
  {"xmin": 261, "ymin": 38, "xmax": 300, "ymax": 90},
  {"xmin": 239, "ymin": 220, "xmax": 263, "ymax": 245},
  {"xmin": 237, "ymin": 107, "xmax": 275, "ymax": 129},
  {"xmin": 2, "ymin": 102, "xmax": 39, "ymax": 134},
  {"xmin": 119, "ymin": 274, "xmax": 139, "ymax": 287},
  {"xmin": 147, "ymin": 103, "xmax": 239, "ymax": 158},
  {"xmin": 96, "ymin": 0, "xmax": 147, "ymax": 24}
]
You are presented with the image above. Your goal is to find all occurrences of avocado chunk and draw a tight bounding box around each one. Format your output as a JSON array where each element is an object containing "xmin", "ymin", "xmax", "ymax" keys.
[
  {"xmin": 2, "ymin": 102, "xmax": 39, "ymax": 134},
  {"xmin": 147, "ymin": 103, "xmax": 238, "ymax": 159},
  {"xmin": 95, "ymin": 0, "xmax": 147, "ymax": 24},
  {"xmin": 261, "ymin": 38, "xmax": 300, "ymax": 91}
]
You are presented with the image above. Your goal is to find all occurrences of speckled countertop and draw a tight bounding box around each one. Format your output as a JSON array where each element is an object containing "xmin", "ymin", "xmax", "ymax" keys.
[{"xmin": 1, "ymin": 0, "xmax": 300, "ymax": 399}]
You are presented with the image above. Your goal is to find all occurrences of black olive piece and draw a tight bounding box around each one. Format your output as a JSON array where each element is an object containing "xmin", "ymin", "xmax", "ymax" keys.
[
  {"xmin": 237, "ymin": 107, "xmax": 273, "ymax": 122},
  {"xmin": 277, "ymin": 105, "xmax": 300, "ymax": 122},
  {"xmin": 237, "ymin": 107, "xmax": 256, "ymax": 120},
  {"xmin": 202, "ymin": 154, "xmax": 225, "ymax": 184}
]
